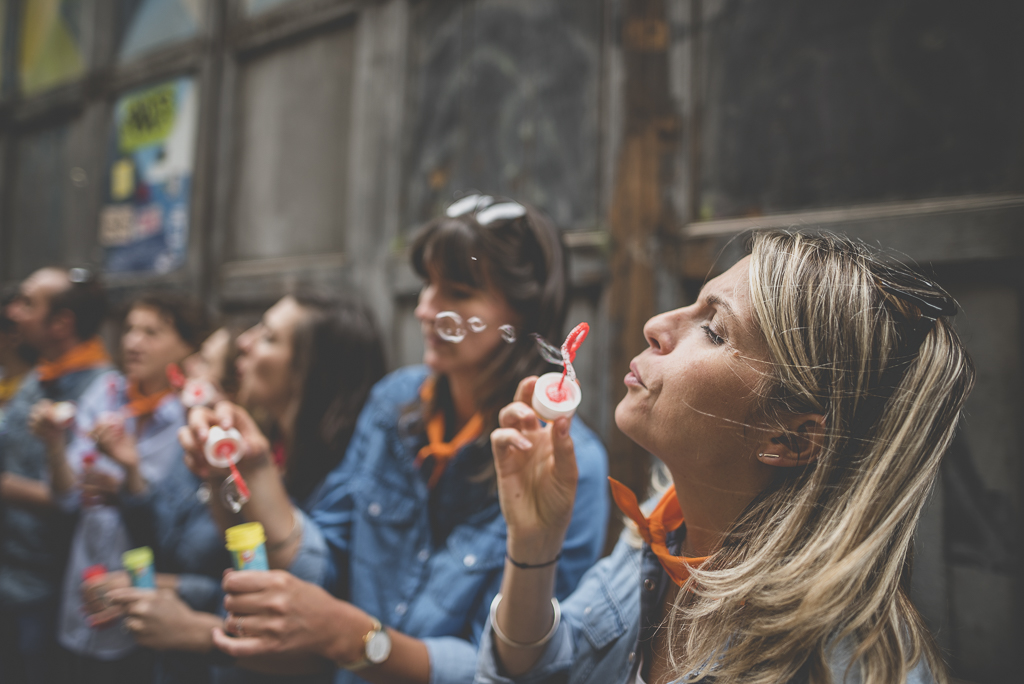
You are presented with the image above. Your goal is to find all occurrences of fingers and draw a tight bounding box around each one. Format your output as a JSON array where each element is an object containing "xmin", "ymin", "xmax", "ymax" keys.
[
  {"xmin": 512, "ymin": 376, "xmax": 538, "ymax": 404},
  {"xmin": 187, "ymin": 406, "xmax": 217, "ymax": 443},
  {"xmin": 550, "ymin": 417, "xmax": 579, "ymax": 483},
  {"xmin": 86, "ymin": 604, "xmax": 124, "ymax": 629},
  {"xmin": 107, "ymin": 587, "xmax": 147, "ymax": 608},
  {"xmin": 491, "ymin": 428, "xmax": 534, "ymax": 460},
  {"xmin": 179, "ymin": 426, "xmax": 210, "ymax": 479},
  {"xmin": 222, "ymin": 569, "xmax": 280, "ymax": 595},
  {"xmin": 213, "ymin": 401, "xmax": 236, "ymax": 430},
  {"xmin": 212, "ymin": 627, "xmax": 269, "ymax": 658}
]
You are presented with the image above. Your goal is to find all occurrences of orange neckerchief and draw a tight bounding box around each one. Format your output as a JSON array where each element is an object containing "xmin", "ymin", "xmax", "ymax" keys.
[
  {"xmin": 609, "ymin": 478, "xmax": 709, "ymax": 587},
  {"xmin": 36, "ymin": 338, "xmax": 110, "ymax": 383},
  {"xmin": 124, "ymin": 382, "xmax": 172, "ymax": 420},
  {"xmin": 414, "ymin": 377, "xmax": 483, "ymax": 489}
]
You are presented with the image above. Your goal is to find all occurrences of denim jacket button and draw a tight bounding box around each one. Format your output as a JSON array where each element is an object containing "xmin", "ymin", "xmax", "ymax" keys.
[
  {"xmin": 367, "ymin": 502, "xmax": 382, "ymax": 517},
  {"xmin": 583, "ymin": 606, "xmax": 592, "ymax": 615},
  {"xmin": 644, "ymin": 578, "xmax": 656, "ymax": 591},
  {"xmin": 628, "ymin": 651, "xmax": 636, "ymax": 664},
  {"xmin": 417, "ymin": 549, "xmax": 430, "ymax": 562},
  {"xmin": 463, "ymin": 554, "xmax": 477, "ymax": 567},
  {"xmin": 395, "ymin": 602, "xmax": 408, "ymax": 615}
]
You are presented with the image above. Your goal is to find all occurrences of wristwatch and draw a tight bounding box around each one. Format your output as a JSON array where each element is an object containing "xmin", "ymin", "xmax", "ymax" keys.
[{"xmin": 343, "ymin": 617, "xmax": 392, "ymax": 671}]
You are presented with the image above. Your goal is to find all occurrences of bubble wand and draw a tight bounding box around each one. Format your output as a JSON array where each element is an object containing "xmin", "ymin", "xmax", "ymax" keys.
[{"xmin": 531, "ymin": 323, "xmax": 590, "ymax": 421}]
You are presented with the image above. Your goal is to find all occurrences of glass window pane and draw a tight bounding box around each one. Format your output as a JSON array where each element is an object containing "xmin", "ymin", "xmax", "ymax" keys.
[
  {"xmin": 19, "ymin": 0, "xmax": 89, "ymax": 97},
  {"xmin": 10, "ymin": 125, "xmax": 69, "ymax": 278},
  {"xmin": 404, "ymin": 0, "xmax": 603, "ymax": 231},
  {"xmin": 231, "ymin": 26, "xmax": 354, "ymax": 260},
  {"xmin": 119, "ymin": 0, "xmax": 204, "ymax": 62},
  {"xmin": 100, "ymin": 77, "xmax": 198, "ymax": 274},
  {"xmin": 698, "ymin": 0, "xmax": 1024, "ymax": 220}
]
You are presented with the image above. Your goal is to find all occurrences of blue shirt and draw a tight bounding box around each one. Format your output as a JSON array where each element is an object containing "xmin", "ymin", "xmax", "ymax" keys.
[
  {"xmin": 293, "ymin": 366, "xmax": 610, "ymax": 684},
  {"xmin": 476, "ymin": 527, "xmax": 938, "ymax": 684},
  {"xmin": 0, "ymin": 362, "xmax": 113, "ymax": 606},
  {"xmin": 56, "ymin": 372, "xmax": 189, "ymax": 658}
]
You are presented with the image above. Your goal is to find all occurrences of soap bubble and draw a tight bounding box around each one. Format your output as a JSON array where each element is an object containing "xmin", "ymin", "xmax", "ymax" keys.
[
  {"xmin": 499, "ymin": 325, "xmax": 517, "ymax": 343},
  {"xmin": 221, "ymin": 476, "xmax": 249, "ymax": 514},
  {"xmin": 435, "ymin": 311, "xmax": 467, "ymax": 342},
  {"xmin": 467, "ymin": 316, "xmax": 487, "ymax": 333},
  {"xmin": 195, "ymin": 482, "xmax": 211, "ymax": 504},
  {"xmin": 533, "ymin": 334, "xmax": 564, "ymax": 365}
]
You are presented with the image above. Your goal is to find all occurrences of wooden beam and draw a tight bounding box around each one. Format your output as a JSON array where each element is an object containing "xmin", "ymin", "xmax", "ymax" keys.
[{"xmin": 605, "ymin": 0, "xmax": 681, "ymax": 548}]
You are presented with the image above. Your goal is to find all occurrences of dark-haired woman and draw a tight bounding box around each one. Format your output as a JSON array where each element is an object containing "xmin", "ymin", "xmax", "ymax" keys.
[
  {"xmin": 97, "ymin": 294, "xmax": 386, "ymax": 683},
  {"xmin": 30, "ymin": 294, "xmax": 200, "ymax": 683},
  {"xmin": 180, "ymin": 196, "xmax": 610, "ymax": 683}
]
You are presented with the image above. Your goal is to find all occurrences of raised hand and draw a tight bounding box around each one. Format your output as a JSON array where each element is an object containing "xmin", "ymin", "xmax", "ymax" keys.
[
  {"xmin": 179, "ymin": 401, "xmax": 271, "ymax": 480},
  {"xmin": 91, "ymin": 414, "xmax": 138, "ymax": 469},
  {"xmin": 28, "ymin": 400, "xmax": 65, "ymax": 448},
  {"xmin": 490, "ymin": 377, "xmax": 579, "ymax": 564}
]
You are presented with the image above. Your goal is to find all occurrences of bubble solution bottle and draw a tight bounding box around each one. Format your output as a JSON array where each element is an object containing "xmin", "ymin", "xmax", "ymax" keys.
[
  {"xmin": 225, "ymin": 522, "xmax": 270, "ymax": 571},
  {"xmin": 122, "ymin": 547, "xmax": 156, "ymax": 589}
]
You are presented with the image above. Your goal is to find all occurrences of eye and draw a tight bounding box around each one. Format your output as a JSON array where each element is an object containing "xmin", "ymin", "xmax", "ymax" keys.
[{"xmin": 701, "ymin": 324, "xmax": 725, "ymax": 346}]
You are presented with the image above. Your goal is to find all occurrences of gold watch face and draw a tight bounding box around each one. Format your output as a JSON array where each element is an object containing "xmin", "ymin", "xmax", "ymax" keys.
[{"xmin": 366, "ymin": 629, "xmax": 392, "ymax": 664}]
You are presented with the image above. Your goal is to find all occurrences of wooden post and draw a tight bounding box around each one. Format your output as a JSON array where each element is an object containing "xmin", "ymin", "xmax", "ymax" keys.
[{"xmin": 605, "ymin": 0, "xmax": 680, "ymax": 550}]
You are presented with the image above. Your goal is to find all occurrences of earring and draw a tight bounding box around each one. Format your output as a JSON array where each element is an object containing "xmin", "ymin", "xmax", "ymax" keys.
[{"xmin": 759, "ymin": 453, "xmax": 780, "ymax": 460}]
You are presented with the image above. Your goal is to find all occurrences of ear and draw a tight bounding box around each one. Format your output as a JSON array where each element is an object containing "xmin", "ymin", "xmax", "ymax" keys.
[{"xmin": 756, "ymin": 414, "xmax": 826, "ymax": 468}]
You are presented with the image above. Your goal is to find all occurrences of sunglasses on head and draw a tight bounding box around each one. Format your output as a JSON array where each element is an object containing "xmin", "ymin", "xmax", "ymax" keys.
[{"xmin": 446, "ymin": 194, "xmax": 526, "ymax": 226}]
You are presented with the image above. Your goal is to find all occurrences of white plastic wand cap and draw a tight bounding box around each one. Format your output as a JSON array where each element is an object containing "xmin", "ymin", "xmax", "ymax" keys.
[
  {"xmin": 532, "ymin": 372, "xmax": 582, "ymax": 422},
  {"xmin": 205, "ymin": 426, "xmax": 243, "ymax": 468}
]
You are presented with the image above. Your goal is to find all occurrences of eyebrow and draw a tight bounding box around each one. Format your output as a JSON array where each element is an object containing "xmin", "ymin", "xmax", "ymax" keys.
[{"xmin": 704, "ymin": 293, "xmax": 735, "ymax": 319}]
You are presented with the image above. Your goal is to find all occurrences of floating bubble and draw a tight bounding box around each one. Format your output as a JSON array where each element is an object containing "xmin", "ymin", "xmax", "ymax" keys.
[
  {"xmin": 195, "ymin": 482, "xmax": 211, "ymax": 504},
  {"xmin": 221, "ymin": 476, "xmax": 248, "ymax": 514},
  {"xmin": 435, "ymin": 311, "xmax": 467, "ymax": 342},
  {"xmin": 468, "ymin": 316, "xmax": 487, "ymax": 333},
  {"xmin": 499, "ymin": 325, "xmax": 517, "ymax": 343},
  {"xmin": 533, "ymin": 334, "xmax": 564, "ymax": 365}
]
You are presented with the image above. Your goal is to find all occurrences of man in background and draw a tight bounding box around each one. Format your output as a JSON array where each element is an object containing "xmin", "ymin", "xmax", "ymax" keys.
[{"xmin": 0, "ymin": 268, "xmax": 110, "ymax": 684}]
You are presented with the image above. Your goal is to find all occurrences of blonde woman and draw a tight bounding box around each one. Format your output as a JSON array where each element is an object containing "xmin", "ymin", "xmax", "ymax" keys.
[{"xmin": 482, "ymin": 230, "xmax": 973, "ymax": 684}]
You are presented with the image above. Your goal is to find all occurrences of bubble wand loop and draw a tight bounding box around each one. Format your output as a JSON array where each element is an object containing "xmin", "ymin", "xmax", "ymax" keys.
[{"xmin": 557, "ymin": 323, "xmax": 590, "ymax": 392}]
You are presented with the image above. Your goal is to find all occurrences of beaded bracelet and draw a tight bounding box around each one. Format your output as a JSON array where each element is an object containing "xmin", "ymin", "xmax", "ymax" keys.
[{"xmin": 489, "ymin": 593, "xmax": 561, "ymax": 649}]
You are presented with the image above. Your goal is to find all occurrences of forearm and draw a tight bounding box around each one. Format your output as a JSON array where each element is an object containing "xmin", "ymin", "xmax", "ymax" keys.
[
  {"xmin": 0, "ymin": 473, "xmax": 54, "ymax": 509},
  {"xmin": 45, "ymin": 441, "xmax": 75, "ymax": 496},
  {"xmin": 120, "ymin": 462, "xmax": 148, "ymax": 497},
  {"xmin": 236, "ymin": 455, "xmax": 302, "ymax": 568},
  {"xmin": 155, "ymin": 573, "xmax": 179, "ymax": 591},
  {"xmin": 493, "ymin": 558, "xmax": 560, "ymax": 676},
  {"xmin": 180, "ymin": 610, "xmax": 223, "ymax": 653}
]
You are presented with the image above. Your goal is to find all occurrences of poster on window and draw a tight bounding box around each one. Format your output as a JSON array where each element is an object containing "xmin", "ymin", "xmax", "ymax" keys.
[{"xmin": 99, "ymin": 77, "xmax": 197, "ymax": 274}]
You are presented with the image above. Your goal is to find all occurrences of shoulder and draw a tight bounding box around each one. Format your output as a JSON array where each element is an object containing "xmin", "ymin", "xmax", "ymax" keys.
[
  {"xmin": 826, "ymin": 636, "xmax": 938, "ymax": 684},
  {"xmin": 364, "ymin": 366, "xmax": 430, "ymax": 413}
]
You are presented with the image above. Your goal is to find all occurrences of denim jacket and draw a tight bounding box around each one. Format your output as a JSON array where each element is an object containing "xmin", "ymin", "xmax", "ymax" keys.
[
  {"xmin": 476, "ymin": 527, "xmax": 938, "ymax": 684},
  {"xmin": 0, "ymin": 363, "xmax": 112, "ymax": 606},
  {"xmin": 293, "ymin": 366, "xmax": 610, "ymax": 684}
]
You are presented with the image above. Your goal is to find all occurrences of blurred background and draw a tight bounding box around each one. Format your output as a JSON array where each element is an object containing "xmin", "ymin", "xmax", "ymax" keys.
[{"xmin": 0, "ymin": 1, "xmax": 1020, "ymax": 681}]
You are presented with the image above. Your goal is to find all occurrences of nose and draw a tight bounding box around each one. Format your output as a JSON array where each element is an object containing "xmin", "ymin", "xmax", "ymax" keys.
[
  {"xmin": 414, "ymin": 285, "xmax": 438, "ymax": 323},
  {"xmin": 643, "ymin": 306, "xmax": 689, "ymax": 354},
  {"xmin": 236, "ymin": 326, "xmax": 256, "ymax": 355}
]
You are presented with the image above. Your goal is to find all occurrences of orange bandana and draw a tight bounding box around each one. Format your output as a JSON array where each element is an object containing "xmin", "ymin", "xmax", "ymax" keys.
[
  {"xmin": 124, "ymin": 382, "xmax": 172, "ymax": 420},
  {"xmin": 609, "ymin": 478, "xmax": 708, "ymax": 587},
  {"xmin": 37, "ymin": 338, "xmax": 111, "ymax": 383},
  {"xmin": 414, "ymin": 377, "xmax": 483, "ymax": 489}
]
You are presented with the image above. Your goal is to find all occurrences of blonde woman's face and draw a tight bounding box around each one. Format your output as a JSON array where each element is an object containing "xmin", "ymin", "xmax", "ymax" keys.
[{"xmin": 616, "ymin": 257, "xmax": 771, "ymax": 472}]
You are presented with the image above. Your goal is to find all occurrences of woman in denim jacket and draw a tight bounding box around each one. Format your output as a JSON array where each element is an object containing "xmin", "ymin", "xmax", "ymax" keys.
[
  {"xmin": 95, "ymin": 296, "xmax": 385, "ymax": 684},
  {"xmin": 483, "ymin": 231, "xmax": 973, "ymax": 684},
  {"xmin": 181, "ymin": 196, "xmax": 610, "ymax": 683}
]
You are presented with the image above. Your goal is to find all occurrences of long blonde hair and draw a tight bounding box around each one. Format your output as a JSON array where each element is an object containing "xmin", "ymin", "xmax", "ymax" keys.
[{"xmin": 666, "ymin": 231, "xmax": 974, "ymax": 683}]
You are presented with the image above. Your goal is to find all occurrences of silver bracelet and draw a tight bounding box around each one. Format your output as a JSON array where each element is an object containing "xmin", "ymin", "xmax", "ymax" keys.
[
  {"xmin": 489, "ymin": 593, "xmax": 561, "ymax": 649},
  {"xmin": 266, "ymin": 509, "xmax": 304, "ymax": 552}
]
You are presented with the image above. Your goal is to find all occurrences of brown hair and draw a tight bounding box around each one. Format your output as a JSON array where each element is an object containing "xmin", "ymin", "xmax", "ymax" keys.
[{"xmin": 410, "ymin": 199, "xmax": 568, "ymax": 435}]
